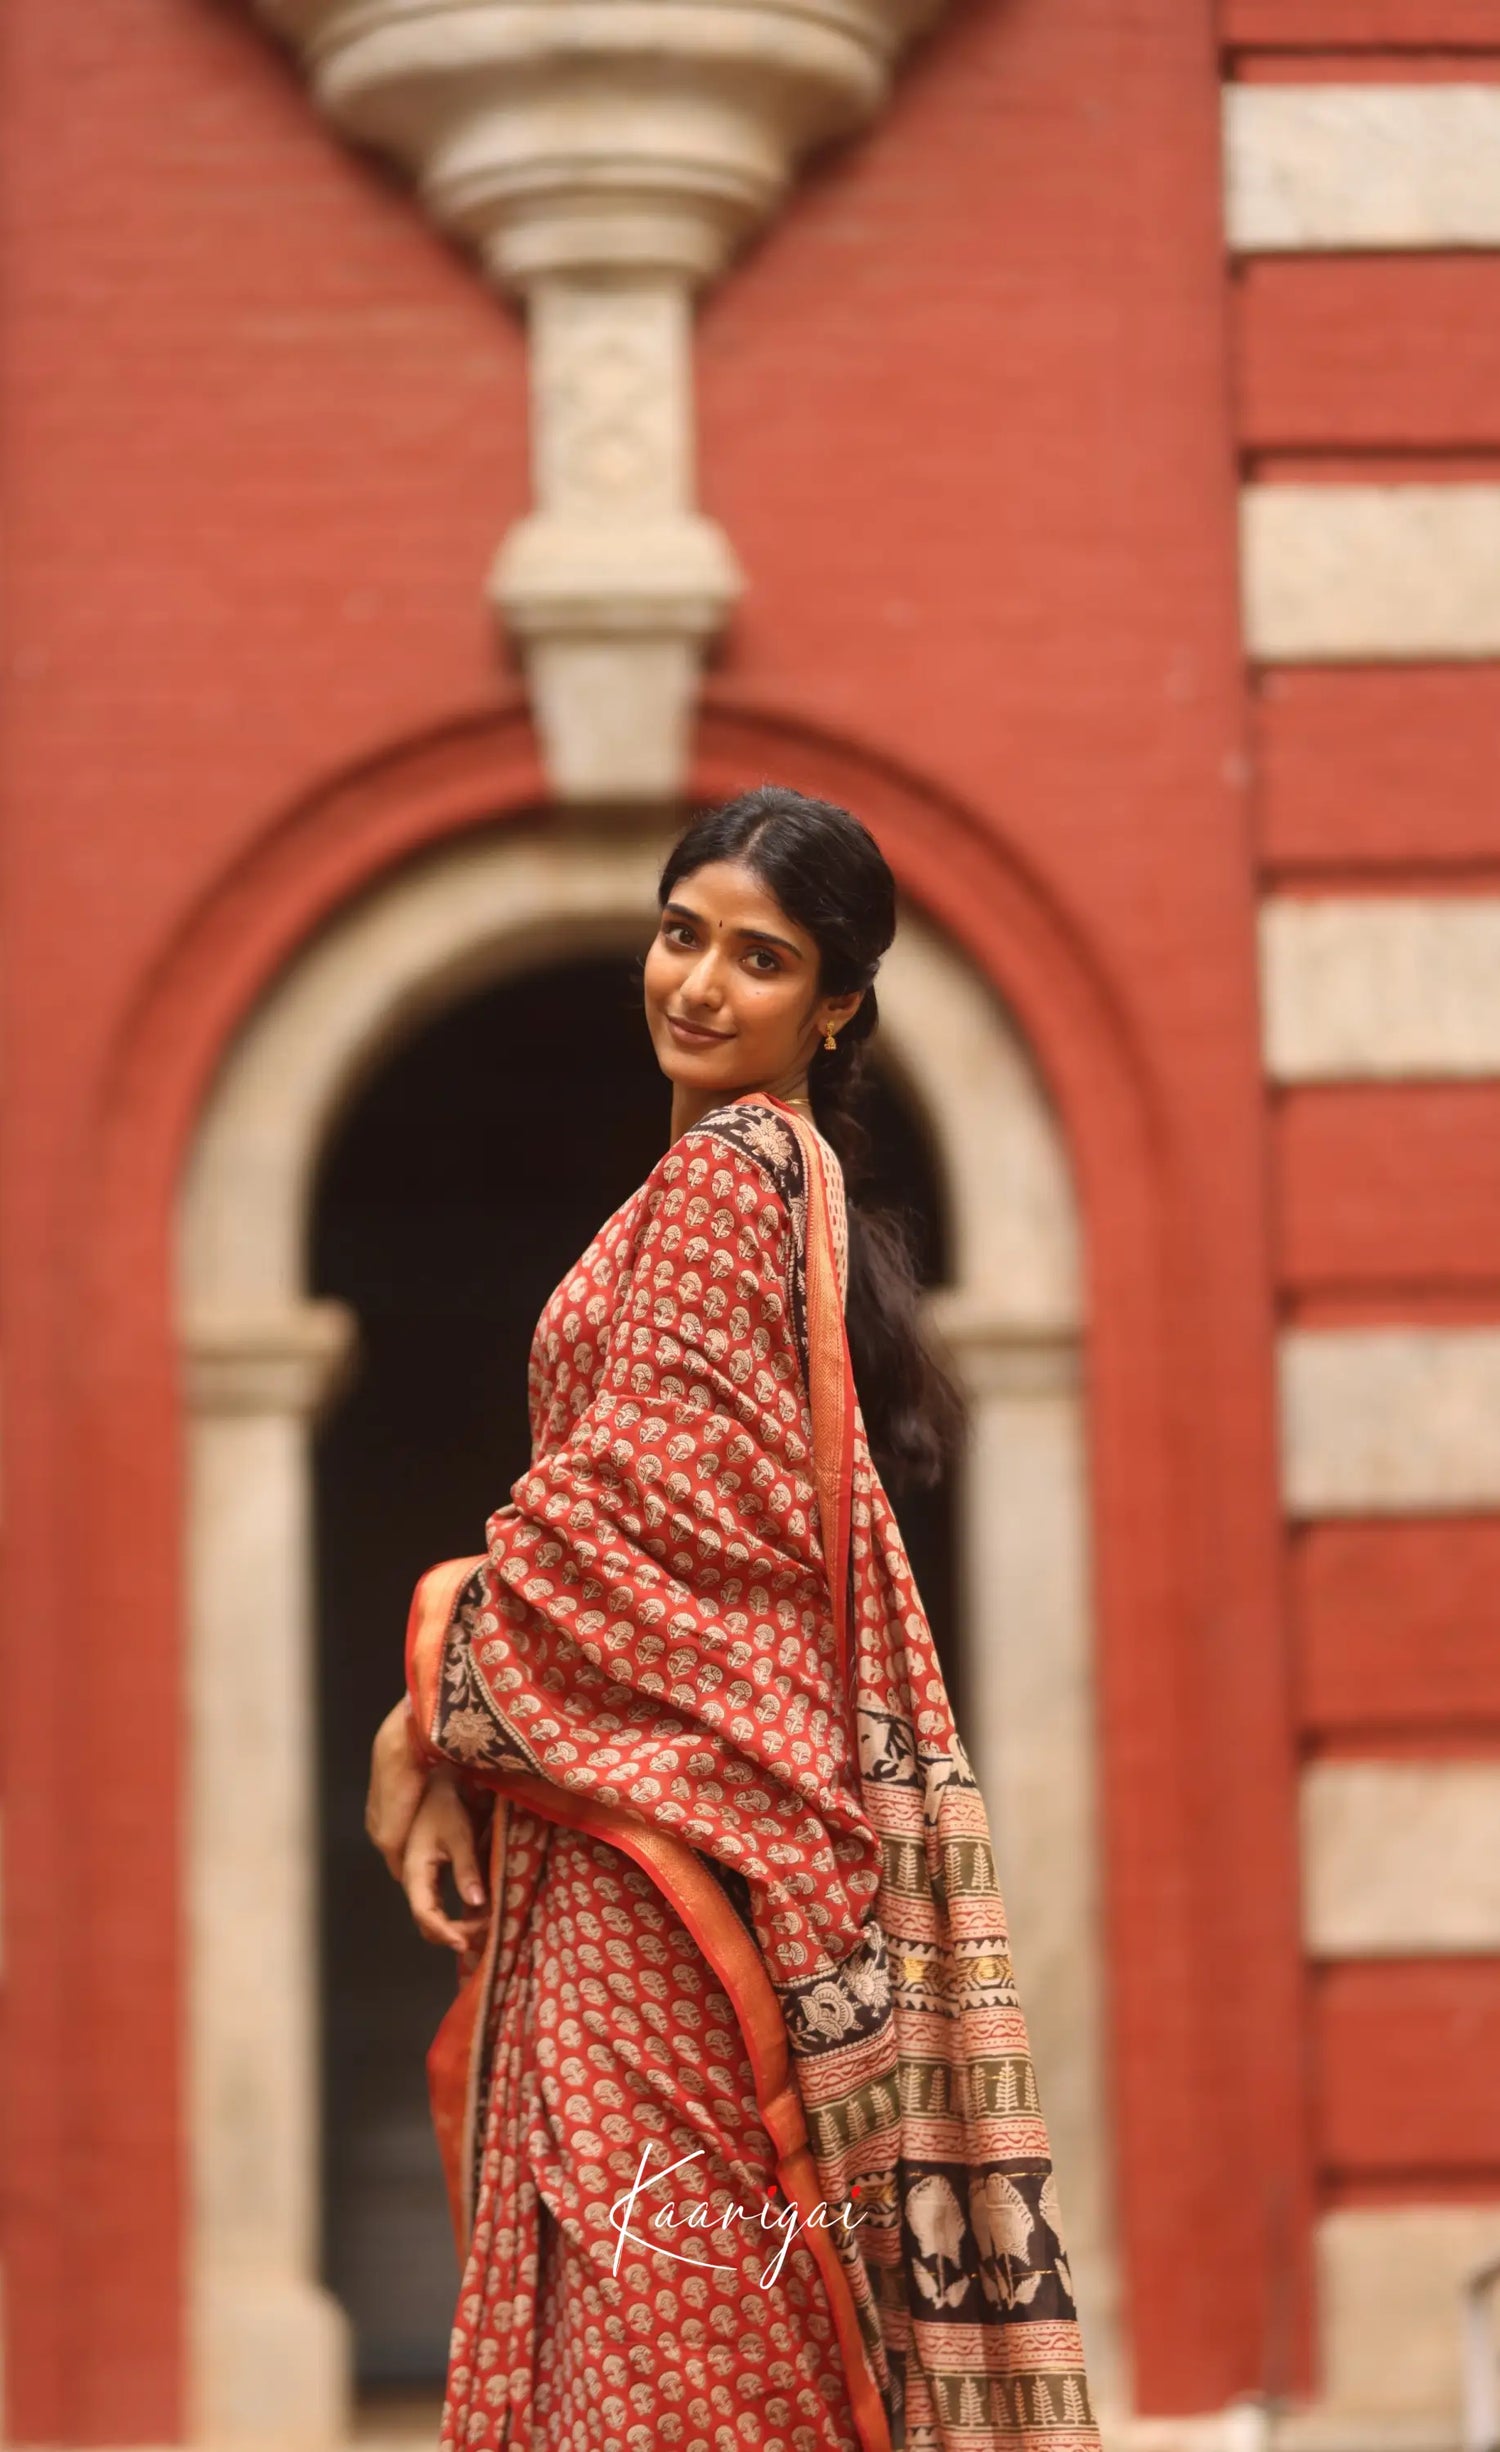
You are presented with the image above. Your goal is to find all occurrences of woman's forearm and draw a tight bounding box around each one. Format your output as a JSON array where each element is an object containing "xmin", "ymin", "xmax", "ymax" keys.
[{"xmin": 365, "ymin": 1699, "xmax": 433, "ymax": 1876}]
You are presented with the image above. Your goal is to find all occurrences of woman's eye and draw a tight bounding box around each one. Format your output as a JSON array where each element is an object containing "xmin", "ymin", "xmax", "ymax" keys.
[{"xmin": 660, "ymin": 919, "xmax": 776, "ymax": 972}]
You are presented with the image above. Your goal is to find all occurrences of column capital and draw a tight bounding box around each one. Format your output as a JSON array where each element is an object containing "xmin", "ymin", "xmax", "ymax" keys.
[
  {"xmin": 922, "ymin": 1289, "xmax": 1084, "ymax": 1402},
  {"xmin": 256, "ymin": 0, "xmax": 948, "ymax": 798},
  {"xmin": 179, "ymin": 1299, "xmax": 359, "ymax": 1421},
  {"xmin": 258, "ymin": 0, "xmax": 943, "ymax": 290}
]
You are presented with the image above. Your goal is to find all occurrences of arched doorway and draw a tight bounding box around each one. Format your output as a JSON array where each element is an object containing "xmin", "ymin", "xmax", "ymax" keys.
[
  {"xmin": 309, "ymin": 948, "xmax": 958, "ymax": 2389},
  {"xmin": 178, "ymin": 816, "xmax": 1113, "ymax": 2441}
]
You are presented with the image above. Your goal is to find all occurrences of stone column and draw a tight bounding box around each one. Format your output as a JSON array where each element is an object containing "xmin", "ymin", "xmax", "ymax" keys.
[
  {"xmin": 924, "ymin": 1293, "xmax": 1126, "ymax": 2418},
  {"xmin": 257, "ymin": 0, "xmax": 947, "ymax": 799},
  {"xmin": 494, "ymin": 273, "xmax": 740, "ymax": 798},
  {"xmin": 180, "ymin": 1300, "xmax": 359, "ymax": 2451}
]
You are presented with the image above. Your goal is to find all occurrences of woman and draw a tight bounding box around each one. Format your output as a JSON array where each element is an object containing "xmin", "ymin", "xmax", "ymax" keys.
[{"xmin": 365, "ymin": 787, "xmax": 1098, "ymax": 2452}]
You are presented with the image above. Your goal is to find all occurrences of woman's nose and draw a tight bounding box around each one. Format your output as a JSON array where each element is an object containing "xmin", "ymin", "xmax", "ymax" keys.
[{"xmin": 684, "ymin": 948, "xmax": 725, "ymax": 1003}]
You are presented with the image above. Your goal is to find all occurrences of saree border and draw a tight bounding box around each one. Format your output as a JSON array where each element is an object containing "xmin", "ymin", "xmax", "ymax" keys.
[
  {"xmin": 424, "ymin": 1791, "xmax": 509, "ymax": 2248},
  {"xmin": 785, "ymin": 1100, "xmax": 860, "ymax": 1711},
  {"xmin": 405, "ymin": 1551, "xmax": 479, "ymax": 1759}
]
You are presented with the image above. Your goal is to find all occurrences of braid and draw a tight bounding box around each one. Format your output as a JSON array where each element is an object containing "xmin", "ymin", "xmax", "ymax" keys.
[{"xmin": 657, "ymin": 788, "xmax": 967, "ymax": 1496}]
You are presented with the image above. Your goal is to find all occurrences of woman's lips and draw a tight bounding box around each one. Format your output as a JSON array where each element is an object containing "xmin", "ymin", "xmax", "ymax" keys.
[{"xmin": 666, "ymin": 1014, "xmax": 732, "ymax": 1043}]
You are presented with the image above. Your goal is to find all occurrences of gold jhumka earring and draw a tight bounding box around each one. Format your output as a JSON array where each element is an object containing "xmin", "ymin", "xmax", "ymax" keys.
[{"xmin": 823, "ymin": 1025, "xmax": 838, "ymax": 1050}]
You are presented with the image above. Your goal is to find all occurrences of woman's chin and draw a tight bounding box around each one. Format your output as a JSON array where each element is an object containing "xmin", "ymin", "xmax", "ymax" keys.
[{"xmin": 655, "ymin": 1033, "xmax": 735, "ymax": 1079}]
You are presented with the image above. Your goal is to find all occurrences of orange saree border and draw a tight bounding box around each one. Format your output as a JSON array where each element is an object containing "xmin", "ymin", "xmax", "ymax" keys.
[
  {"xmin": 404, "ymin": 1554, "xmax": 506, "ymax": 2253},
  {"xmin": 405, "ymin": 1552, "xmax": 479, "ymax": 1755},
  {"xmin": 785, "ymin": 1097, "xmax": 859, "ymax": 1710},
  {"xmin": 402, "ymin": 1092, "xmax": 892, "ymax": 2452}
]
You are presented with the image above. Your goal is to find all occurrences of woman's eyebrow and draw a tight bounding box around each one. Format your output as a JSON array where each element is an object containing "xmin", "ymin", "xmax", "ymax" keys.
[{"xmin": 662, "ymin": 900, "xmax": 803, "ymax": 958}]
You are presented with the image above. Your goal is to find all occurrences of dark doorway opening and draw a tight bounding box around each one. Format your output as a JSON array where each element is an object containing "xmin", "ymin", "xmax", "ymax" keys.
[{"xmin": 310, "ymin": 949, "xmax": 957, "ymax": 2386}]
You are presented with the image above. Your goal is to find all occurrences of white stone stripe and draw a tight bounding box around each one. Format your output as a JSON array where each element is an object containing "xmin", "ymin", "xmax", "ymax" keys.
[
  {"xmin": 1317, "ymin": 2207, "xmax": 1500, "ymax": 2418},
  {"xmin": 1303, "ymin": 1760, "xmax": 1500, "ymax": 1954},
  {"xmin": 1242, "ymin": 485, "xmax": 1500, "ymax": 662},
  {"xmin": 1224, "ymin": 84, "xmax": 1500, "ymax": 250},
  {"xmin": 1280, "ymin": 1327, "xmax": 1500, "ymax": 1515},
  {"xmin": 1260, "ymin": 896, "xmax": 1500, "ymax": 1082}
]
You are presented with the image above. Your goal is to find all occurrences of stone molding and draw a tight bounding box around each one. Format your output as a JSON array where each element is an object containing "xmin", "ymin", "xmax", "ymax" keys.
[
  {"xmin": 257, "ymin": 0, "xmax": 944, "ymax": 796},
  {"xmin": 262, "ymin": 0, "xmax": 939, "ymax": 286},
  {"xmin": 1241, "ymin": 485, "xmax": 1500, "ymax": 663},
  {"xmin": 180, "ymin": 1299, "xmax": 359, "ymax": 1420},
  {"xmin": 1278, "ymin": 1326, "xmax": 1500, "ymax": 1514},
  {"xmin": 1224, "ymin": 84, "xmax": 1500, "ymax": 252},
  {"xmin": 1313, "ymin": 2206, "xmax": 1500, "ymax": 2423},
  {"xmin": 1302, "ymin": 1760, "xmax": 1500, "ymax": 1956},
  {"xmin": 1260, "ymin": 895, "xmax": 1500, "ymax": 1082},
  {"xmin": 922, "ymin": 1293, "xmax": 1083, "ymax": 1400}
]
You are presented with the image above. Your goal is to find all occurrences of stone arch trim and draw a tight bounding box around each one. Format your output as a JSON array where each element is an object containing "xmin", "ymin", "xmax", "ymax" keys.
[{"xmin": 177, "ymin": 804, "xmax": 1118, "ymax": 2435}]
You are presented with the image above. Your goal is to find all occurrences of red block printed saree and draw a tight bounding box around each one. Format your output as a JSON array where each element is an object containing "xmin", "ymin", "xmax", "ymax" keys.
[{"xmin": 405, "ymin": 1088, "xmax": 1099, "ymax": 2452}]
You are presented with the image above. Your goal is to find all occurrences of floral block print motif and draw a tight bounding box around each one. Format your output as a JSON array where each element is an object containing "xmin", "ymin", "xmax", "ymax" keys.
[
  {"xmin": 409, "ymin": 1095, "xmax": 1099, "ymax": 2452},
  {"xmin": 440, "ymin": 1812, "xmax": 865, "ymax": 2452}
]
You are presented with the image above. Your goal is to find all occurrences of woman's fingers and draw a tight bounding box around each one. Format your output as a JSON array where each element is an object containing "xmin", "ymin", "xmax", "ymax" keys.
[
  {"xmin": 404, "ymin": 1843, "xmax": 486, "ymax": 1951},
  {"xmin": 402, "ymin": 1782, "xmax": 489, "ymax": 1952},
  {"xmin": 445, "ymin": 1796, "xmax": 487, "ymax": 1910}
]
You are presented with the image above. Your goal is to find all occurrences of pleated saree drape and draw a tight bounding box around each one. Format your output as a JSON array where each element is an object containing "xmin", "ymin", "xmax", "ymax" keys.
[{"xmin": 406, "ymin": 1089, "xmax": 1099, "ymax": 2451}]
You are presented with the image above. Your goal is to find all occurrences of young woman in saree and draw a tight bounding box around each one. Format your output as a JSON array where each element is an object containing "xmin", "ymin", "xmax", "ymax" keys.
[{"xmin": 364, "ymin": 787, "xmax": 1099, "ymax": 2452}]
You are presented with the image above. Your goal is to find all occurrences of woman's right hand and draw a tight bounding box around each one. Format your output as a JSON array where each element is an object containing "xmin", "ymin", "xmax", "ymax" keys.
[{"xmin": 402, "ymin": 1767, "xmax": 490, "ymax": 1955}]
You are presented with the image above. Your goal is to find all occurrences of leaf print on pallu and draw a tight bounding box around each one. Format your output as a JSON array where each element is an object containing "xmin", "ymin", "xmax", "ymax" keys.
[
  {"xmin": 858, "ymin": 1710, "xmax": 919, "ymax": 1789},
  {"xmin": 970, "ymin": 2172, "xmax": 1045, "ymax": 2310},
  {"xmin": 907, "ymin": 2173, "xmax": 971, "ymax": 2312},
  {"xmin": 1039, "ymin": 2170, "xmax": 1075, "ymax": 2305}
]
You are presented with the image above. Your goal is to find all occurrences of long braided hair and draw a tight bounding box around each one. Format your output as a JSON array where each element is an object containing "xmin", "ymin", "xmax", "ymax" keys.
[{"xmin": 654, "ymin": 784, "xmax": 966, "ymax": 1494}]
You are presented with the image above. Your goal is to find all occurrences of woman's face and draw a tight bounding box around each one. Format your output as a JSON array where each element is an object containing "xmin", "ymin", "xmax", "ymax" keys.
[{"xmin": 642, "ymin": 858, "xmax": 861, "ymax": 1094}]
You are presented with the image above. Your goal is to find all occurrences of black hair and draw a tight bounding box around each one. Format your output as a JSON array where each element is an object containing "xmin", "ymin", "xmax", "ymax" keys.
[{"xmin": 654, "ymin": 782, "xmax": 966, "ymax": 1495}]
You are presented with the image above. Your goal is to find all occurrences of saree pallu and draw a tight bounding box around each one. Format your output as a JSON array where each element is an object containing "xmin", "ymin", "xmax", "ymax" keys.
[{"xmin": 407, "ymin": 1090, "xmax": 1099, "ymax": 2452}]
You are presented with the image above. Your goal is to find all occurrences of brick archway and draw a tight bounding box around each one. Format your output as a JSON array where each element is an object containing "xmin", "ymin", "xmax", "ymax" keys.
[
  {"xmin": 19, "ymin": 703, "xmax": 1304, "ymax": 2437},
  {"xmin": 179, "ymin": 817, "xmax": 1117, "ymax": 2438}
]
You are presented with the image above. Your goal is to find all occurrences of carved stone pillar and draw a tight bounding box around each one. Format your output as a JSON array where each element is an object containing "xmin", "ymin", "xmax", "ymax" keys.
[
  {"xmin": 923, "ymin": 1291, "xmax": 1126, "ymax": 2416},
  {"xmin": 257, "ymin": 0, "xmax": 945, "ymax": 797},
  {"xmin": 497, "ymin": 276, "xmax": 739, "ymax": 798},
  {"xmin": 181, "ymin": 1299, "xmax": 360, "ymax": 2449}
]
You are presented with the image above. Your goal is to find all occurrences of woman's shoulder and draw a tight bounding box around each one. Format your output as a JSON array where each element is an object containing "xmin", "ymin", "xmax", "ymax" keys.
[{"xmin": 660, "ymin": 1097, "xmax": 809, "ymax": 1217}]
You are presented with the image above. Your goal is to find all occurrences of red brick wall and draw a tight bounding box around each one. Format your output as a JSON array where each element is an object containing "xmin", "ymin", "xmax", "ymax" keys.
[
  {"xmin": 1, "ymin": 0, "xmax": 1307, "ymax": 2431},
  {"xmin": 1225, "ymin": 0, "xmax": 1500, "ymax": 2280}
]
